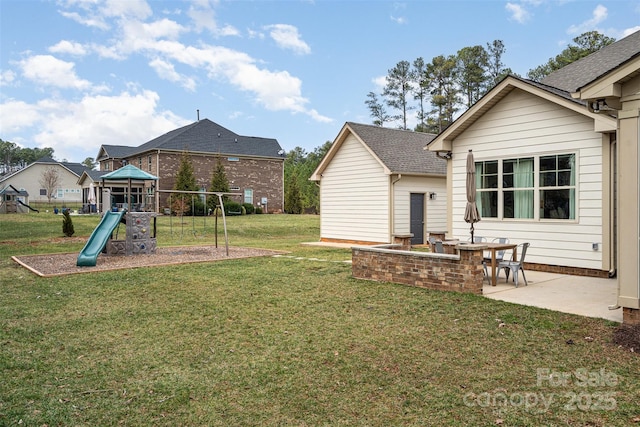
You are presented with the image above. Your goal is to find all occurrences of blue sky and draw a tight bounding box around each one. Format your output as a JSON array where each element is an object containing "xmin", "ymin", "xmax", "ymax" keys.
[{"xmin": 1, "ymin": 0, "xmax": 639, "ymax": 163}]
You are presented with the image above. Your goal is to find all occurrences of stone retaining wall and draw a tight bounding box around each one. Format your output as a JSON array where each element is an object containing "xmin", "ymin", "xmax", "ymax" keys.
[{"xmin": 352, "ymin": 243, "xmax": 486, "ymax": 294}]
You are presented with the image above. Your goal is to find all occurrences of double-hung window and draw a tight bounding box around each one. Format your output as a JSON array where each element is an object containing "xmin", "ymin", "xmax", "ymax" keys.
[
  {"xmin": 539, "ymin": 154, "xmax": 575, "ymax": 219},
  {"xmin": 475, "ymin": 153, "xmax": 576, "ymax": 221}
]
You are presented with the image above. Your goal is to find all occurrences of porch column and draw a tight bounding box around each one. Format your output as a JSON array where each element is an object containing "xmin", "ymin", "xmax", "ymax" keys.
[{"xmin": 617, "ymin": 106, "xmax": 640, "ymax": 324}]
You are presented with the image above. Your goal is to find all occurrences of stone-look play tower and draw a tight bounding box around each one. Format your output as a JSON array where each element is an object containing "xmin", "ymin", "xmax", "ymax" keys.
[
  {"xmin": 105, "ymin": 212, "xmax": 157, "ymax": 256},
  {"xmin": 101, "ymin": 165, "xmax": 158, "ymax": 257}
]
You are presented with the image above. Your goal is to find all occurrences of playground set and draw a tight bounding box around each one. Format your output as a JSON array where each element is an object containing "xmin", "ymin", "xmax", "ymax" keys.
[{"xmin": 75, "ymin": 165, "xmax": 237, "ymax": 267}]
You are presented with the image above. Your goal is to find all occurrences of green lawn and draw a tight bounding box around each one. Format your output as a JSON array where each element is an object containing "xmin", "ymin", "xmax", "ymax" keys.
[{"xmin": 1, "ymin": 212, "xmax": 638, "ymax": 426}]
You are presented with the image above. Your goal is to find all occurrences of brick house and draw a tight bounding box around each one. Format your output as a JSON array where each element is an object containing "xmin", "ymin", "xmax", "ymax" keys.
[{"xmin": 94, "ymin": 118, "xmax": 285, "ymax": 213}]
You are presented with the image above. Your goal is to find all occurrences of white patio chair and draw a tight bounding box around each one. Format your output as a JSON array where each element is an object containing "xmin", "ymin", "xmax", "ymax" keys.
[{"xmin": 497, "ymin": 242, "xmax": 530, "ymax": 287}]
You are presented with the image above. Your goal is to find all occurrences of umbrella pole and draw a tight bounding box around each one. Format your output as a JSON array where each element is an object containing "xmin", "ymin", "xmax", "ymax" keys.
[{"xmin": 470, "ymin": 224, "xmax": 475, "ymax": 243}]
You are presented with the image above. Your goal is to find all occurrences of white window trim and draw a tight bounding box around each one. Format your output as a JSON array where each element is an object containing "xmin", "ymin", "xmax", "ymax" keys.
[{"xmin": 476, "ymin": 151, "xmax": 579, "ymax": 223}]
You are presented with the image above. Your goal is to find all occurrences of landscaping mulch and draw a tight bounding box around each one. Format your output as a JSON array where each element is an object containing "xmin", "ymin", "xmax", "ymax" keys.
[{"xmin": 12, "ymin": 245, "xmax": 284, "ymax": 277}]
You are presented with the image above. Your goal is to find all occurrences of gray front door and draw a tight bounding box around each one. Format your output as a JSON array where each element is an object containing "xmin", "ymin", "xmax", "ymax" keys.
[{"xmin": 410, "ymin": 193, "xmax": 425, "ymax": 245}]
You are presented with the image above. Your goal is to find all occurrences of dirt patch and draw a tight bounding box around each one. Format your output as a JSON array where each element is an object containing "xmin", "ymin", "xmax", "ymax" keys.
[
  {"xmin": 12, "ymin": 246, "xmax": 284, "ymax": 277},
  {"xmin": 613, "ymin": 323, "xmax": 640, "ymax": 354}
]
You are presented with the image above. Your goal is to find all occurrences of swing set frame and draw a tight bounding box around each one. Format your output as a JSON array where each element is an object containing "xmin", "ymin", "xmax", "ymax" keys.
[{"xmin": 156, "ymin": 190, "xmax": 241, "ymax": 256}]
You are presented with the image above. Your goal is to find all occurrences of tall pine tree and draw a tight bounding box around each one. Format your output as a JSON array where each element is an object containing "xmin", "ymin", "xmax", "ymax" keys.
[{"xmin": 172, "ymin": 151, "xmax": 198, "ymax": 215}]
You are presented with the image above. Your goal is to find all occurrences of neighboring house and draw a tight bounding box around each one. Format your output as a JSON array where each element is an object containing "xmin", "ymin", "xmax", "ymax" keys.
[
  {"xmin": 95, "ymin": 118, "xmax": 285, "ymax": 213},
  {"xmin": 310, "ymin": 122, "xmax": 447, "ymax": 245},
  {"xmin": 0, "ymin": 156, "xmax": 91, "ymax": 205},
  {"xmin": 427, "ymin": 30, "xmax": 640, "ymax": 324}
]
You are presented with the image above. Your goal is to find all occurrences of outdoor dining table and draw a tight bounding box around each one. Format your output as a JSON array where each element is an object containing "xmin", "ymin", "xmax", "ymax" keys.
[{"xmin": 484, "ymin": 242, "xmax": 518, "ymax": 286}]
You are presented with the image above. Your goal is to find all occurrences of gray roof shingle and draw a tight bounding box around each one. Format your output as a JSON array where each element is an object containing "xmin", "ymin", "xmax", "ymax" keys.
[
  {"xmin": 542, "ymin": 30, "xmax": 640, "ymax": 92},
  {"xmin": 127, "ymin": 119, "xmax": 284, "ymax": 159},
  {"xmin": 346, "ymin": 122, "xmax": 446, "ymax": 175}
]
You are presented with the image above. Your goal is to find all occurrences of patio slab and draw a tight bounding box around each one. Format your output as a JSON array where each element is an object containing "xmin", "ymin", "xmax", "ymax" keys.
[
  {"xmin": 303, "ymin": 242, "xmax": 623, "ymax": 323},
  {"xmin": 483, "ymin": 270, "xmax": 622, "ymax": 323}
]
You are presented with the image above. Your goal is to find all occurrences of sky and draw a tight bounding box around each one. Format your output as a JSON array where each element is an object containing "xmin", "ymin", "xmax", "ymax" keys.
[{"xmin": 1, "ymin": 0, "xmax": 639, "ymax": 164}]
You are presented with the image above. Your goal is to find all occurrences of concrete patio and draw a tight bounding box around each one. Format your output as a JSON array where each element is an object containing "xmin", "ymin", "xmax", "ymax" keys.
[
  {"xmin": 302, "ymin": 241, "xmax": 623, "ymax": 323},
  {"xmin": 483, "ymin": 270, "xmax": 621, "ymax": 322}
]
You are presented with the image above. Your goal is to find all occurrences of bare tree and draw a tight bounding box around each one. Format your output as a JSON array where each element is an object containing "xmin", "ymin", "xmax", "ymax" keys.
[{"xmin": 39, "ymin": 167, "xmax": 61, "ymax": 203}]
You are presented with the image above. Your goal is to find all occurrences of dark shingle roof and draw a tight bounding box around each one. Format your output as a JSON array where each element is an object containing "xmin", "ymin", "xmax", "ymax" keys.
[
  {"xmin": 34, "ymin": 156, "xmax": 91, "ymax": 177},
  {"xmin": 127, "ymin": 119, "xmax": 284, "ymax": 159},
  {"xmin": 542, "ymin": 30, "xmax": 640, "ymax": 92},
  {"xmin": 346, "ymin": 122, "xmax": 446, "ymax": 175},
  {"xmin": 100, "ymin": 145, "xmax": 137, "ymax": 159}
]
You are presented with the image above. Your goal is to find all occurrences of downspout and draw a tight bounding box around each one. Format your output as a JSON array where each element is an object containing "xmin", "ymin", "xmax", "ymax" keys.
[
  {"xmin": 390, "ymin": 174, "xmax": 402, "ymax": 242},
  {"xmin": 609, "ymin": 138, "xmax": 617, "ymax": 279}
]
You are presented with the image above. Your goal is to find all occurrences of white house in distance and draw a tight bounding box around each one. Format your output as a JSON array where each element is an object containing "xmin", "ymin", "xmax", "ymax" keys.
[
  {"xmin": 0, "ymin": 156, "xmax": 91, "ymax": 206},
  {"xmin": 310, "ymin": 122, "xmax": 447, "ymax": 245},
  {"xmin": 427, "ymin": 30, "xmax": 640, "ymax": 324}
]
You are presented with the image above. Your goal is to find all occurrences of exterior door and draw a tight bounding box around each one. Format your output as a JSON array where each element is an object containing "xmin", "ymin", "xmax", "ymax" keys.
[{"xmin": 410, "ymin": 193, "xmax": 425, "ymax": 245}]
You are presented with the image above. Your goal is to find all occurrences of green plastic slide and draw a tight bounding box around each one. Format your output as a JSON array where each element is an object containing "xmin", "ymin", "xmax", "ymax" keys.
[{"xmin": 76, "ymin": 210, "xmax": 126, "ymax": 267}]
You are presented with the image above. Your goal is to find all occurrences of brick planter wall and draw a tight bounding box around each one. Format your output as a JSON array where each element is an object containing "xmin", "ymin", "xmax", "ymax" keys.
[{"xmin": 352, "ymin": 244, "xmax": 486, "ymax": 294}]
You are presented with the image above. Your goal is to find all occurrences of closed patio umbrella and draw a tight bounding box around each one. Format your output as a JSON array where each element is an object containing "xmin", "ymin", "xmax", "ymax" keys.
[
  {"xmin": 88, "ymin": 182, "xmax": 97, "ymax": 205},
  {"xmin": 464, "ymin": 149, "xmax": 481, "ymax": 242}
]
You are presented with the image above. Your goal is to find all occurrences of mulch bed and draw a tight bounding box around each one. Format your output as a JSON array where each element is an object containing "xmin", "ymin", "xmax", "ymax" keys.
[{"xmin": 12, "ymin": 245, "xmax": 284, "ymax": 277}]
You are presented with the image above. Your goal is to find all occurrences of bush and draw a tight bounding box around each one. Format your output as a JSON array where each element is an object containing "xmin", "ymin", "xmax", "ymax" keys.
[
  {"xmin": 224, "ymin": 201, "xmax": 243, "ymax": 216},
  {"xmin": 255, "ymin": 206, "xmax": 263, "ymax": 214},
  {"xmin": 242, "ymin": 203, "xmax": 255, "ymax": 214},
  {"xmin": 62, "ymin": 210, "xmax": 75, "ymax": 237}
]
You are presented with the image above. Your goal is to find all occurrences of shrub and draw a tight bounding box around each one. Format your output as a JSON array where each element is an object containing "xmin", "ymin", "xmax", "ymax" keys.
[
  {"xmin": 242, "ymin": 203, "xmax": 255, "ymax": 214},
  {"xmin": 255, "ymin": 206, "xmax": 263, "ymax": 214},
  {"xmin": 62, "ymin": 210, "xmax": 75, "ymax": 237},
  {"xmin": 224, "ymin": 201, "xmax": 243, "ymax": 216}
]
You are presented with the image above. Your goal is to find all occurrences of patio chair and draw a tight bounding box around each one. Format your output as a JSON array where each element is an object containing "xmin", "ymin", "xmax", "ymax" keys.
[
  {"xmin": 468, "ymin": 236, "xmax": 487, "ymax": 243},
  {"xmin": 497, "ymin": 242, "xmax": 530, "ymax": 287},
  {"xmin": 434, "ymin": 240, "xmax": 444, "ymax": 254},
  {"xmin": 487, "ymin": 237, "xmax": 509, "ymax": 260}
]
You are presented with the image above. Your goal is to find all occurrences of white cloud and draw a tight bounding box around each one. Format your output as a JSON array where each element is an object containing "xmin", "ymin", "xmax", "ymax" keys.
[
  {"xmin": 187, "ymin": 0, "xmax": 239, "ymax": 36},
  {"xmin": 0, "ymin": 70, "xmax": 16, "ymax": 86},
  {"xmin": 59, "ymin": 10, "xmax": 110, "ymax": 30},
  {"xmin": 264, "ymin": 24, "xmax": 311, "ymax": 55},
  {"xmin": 506, "ymin": 2, "xmax": 530, "ymax": 24},
  {"xmin": 390, "ymin": 15, "xmax": 407, "ymax": 25},
  {"xmin": 1, "ymin": 90, "xmax": 189, "ymax": 161},
  {"xmin": 567, "ymin": 4, "xmax": 608, "ymax": 35},
  {"xmin": 621, "ymin": 26, "xmax": 640, "ymax": 38},
  {"xmin": 18, "ymin": 55, "xmax": 92, "ymax": 90},
  {"xmin": 101, "ymin": 0, "xmax": 152, "ymax": 20},
  {"xmin": 149, "ymin": 58, "xmax": 196, "ymax": 91},
  {"xmin": 49, "ymin": 40, "xmax": 88, "ymax": 56},
  {"xmin": 372, "ymin": 76, "xmax": 387, "ymax": 90}
]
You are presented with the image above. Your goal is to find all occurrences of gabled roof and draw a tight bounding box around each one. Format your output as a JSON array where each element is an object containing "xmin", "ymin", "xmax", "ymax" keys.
[
  {"xmin": 97, "ymin": 145, "xmax": 136, "ymax": 161},
  {"xmin": 427, "ymin": 75, "xmax": 617, "ymax": 152},
  {"xmin": 0, "ymin": 156, "xmax": 91, "ymax": 183},
  {"xmin": 77, "ymin": 169, "xmax": 109, "ymax": 186},
  {"xmin": 101, "ymin": 164, "xmax": 158, "ymax": 181},
  {"xmin": 311, "ymin": 122, "xmax": 446, "ymax": 180},
  {"xmin": 541, "ymin": 30, "xmax": 640, "ymax": 93},
  {"xmin": 109, "ymin": 118, "xmax": 284, "ymax": 160}
]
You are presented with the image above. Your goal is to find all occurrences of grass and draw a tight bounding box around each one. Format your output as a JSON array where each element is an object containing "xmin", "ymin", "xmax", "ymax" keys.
[{"xmin": 1, "ymin": 212, "xmax": 638, "ymax": 426}]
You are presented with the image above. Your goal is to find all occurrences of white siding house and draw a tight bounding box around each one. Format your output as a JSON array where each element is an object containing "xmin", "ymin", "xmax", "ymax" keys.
[
  {"xmin": 0, "ymin": 157, "xmax": 90, "ymax": 206},
  {"xmin": 428, "ymin": 76, "xmax": 617, "ymax": 276},
  {"xmin": 311, "ymin": 122, "xmax": 447, "ymax": 245}
]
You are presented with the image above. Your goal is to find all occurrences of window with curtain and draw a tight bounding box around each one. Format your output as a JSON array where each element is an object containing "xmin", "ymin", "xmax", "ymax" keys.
[
  {"xmin": 476, "ymin": 160, "xmax": 498, "ymax": 218},
  {"xmin": 503, "ymin": 157, "xmax": 534, "ymax": 219},
  {"xmin": 474, "ymin": 153, "xmax": 576, "ymax": 221}
]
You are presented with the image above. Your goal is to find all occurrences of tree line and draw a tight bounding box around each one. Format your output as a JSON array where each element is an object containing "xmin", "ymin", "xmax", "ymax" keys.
[
  {"xmin": 0, "ymin": 138, "xmax": 98, "ymax": 176},
  {"xmin": 365, "ymin": 31, "xmax": 615, "ymax": 133}
]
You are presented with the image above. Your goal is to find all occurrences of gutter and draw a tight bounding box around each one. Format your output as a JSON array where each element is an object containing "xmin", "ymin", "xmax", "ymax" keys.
[{"xmin": 389, "ymin": 174, "xmax": 402, "ymax": 242}]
